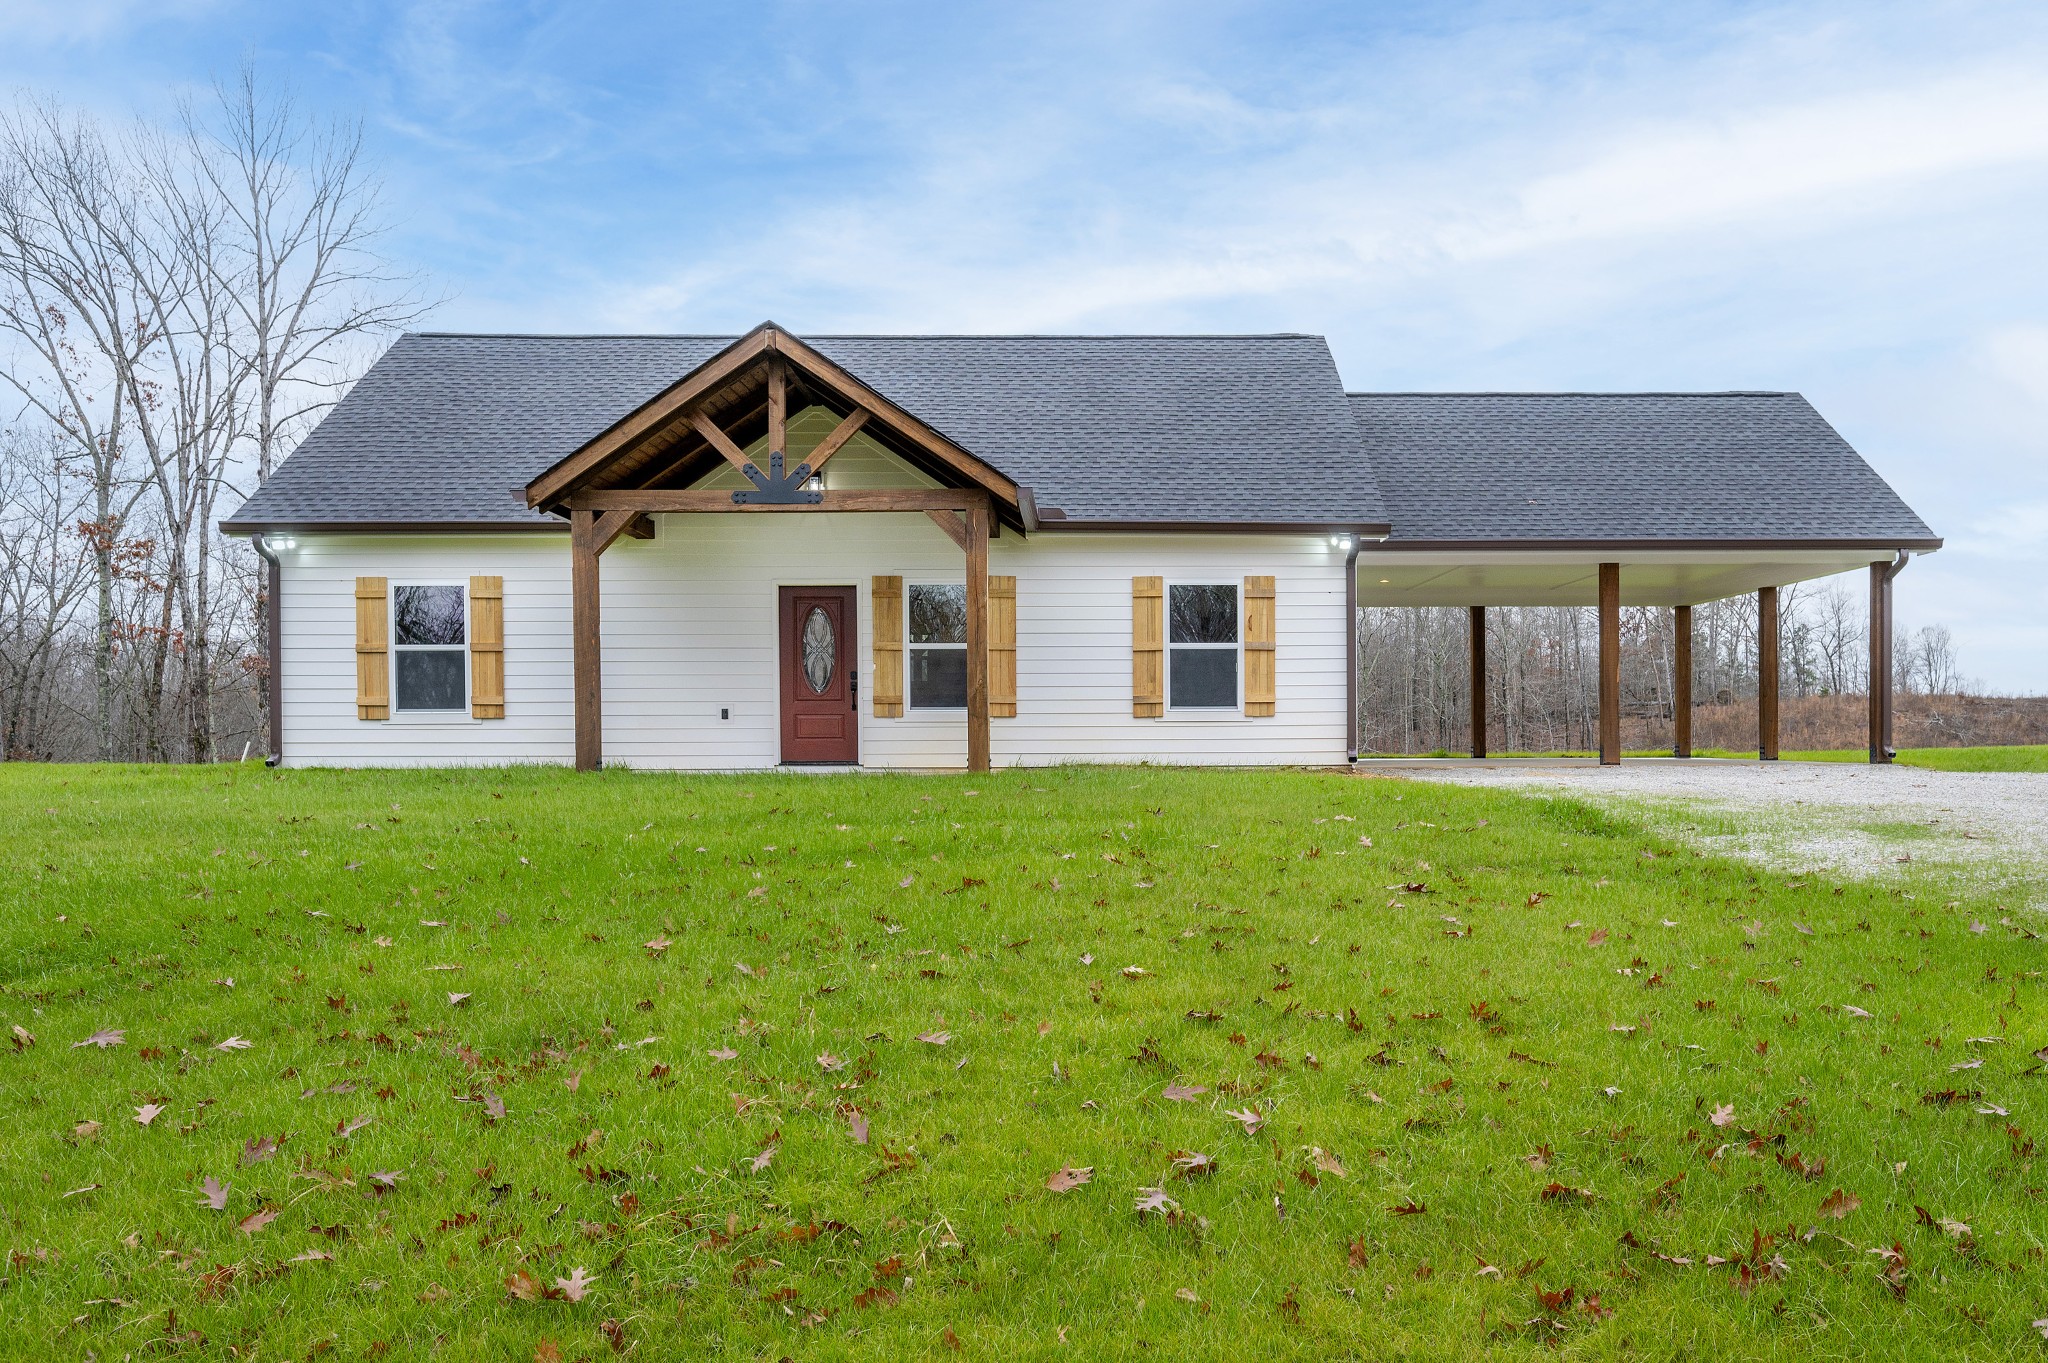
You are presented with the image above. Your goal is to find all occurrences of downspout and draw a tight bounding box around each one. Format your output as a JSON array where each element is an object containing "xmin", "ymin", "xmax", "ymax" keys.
[
  {"xmin": 1879, "ymin": 550, "xmax": 1910, "ymax": 761},
  {"xmin": 250, "ymin": 533, "xmax": 284, "ymax": 767},
  {"xmin": 1344, "ymin": 537, "xmax": 1362, "ymax": 762}
]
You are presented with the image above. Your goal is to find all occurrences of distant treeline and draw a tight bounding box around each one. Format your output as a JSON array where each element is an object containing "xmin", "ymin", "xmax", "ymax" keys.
[{"xmin": 1356, "ymin": 583, "xmax": 1996, "ymax": 755}]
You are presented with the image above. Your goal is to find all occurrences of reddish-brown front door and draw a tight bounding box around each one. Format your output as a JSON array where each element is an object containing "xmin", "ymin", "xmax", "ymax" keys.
[{"xmin": 779, "ymin": 586, "xmax": 858, "ymax": 764}]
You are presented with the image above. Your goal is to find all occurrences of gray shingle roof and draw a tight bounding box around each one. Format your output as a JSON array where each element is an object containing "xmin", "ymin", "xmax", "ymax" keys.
[
  {"xmin": 223, "ymin": 332, "xmax": 1384, "ymax": 530},
  {"xmin": 1348, "ymin": 392, "xmax": 1938, "ymax": 546},
  {"xmin": 222, "ymin": 333, "xmax": 1936, "ymax": 548}
]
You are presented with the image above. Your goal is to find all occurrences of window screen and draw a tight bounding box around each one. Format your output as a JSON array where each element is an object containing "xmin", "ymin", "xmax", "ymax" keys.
[
  {"xmin": 393, "ymin": 584, "xmax": 467, "ymax": 712},
  {"xmin": 1168, "ymin": 583, "xmax": 1237, "ymax": 709},
  {"xmin": 908, "ymin": 583, "xmax": 967, "ymax": 710}
]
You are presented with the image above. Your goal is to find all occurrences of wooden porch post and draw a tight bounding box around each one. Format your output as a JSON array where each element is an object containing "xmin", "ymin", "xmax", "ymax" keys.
[
  {"xmin": 568, "ymin": 506, "xmax": 646, "ymax": 773},
  {"xmin": 1468, "ymin": 605, "xmax": 1487, "ymax": 759},
  {"xmin": 1868, "ymin": 560, "xmax": 1893, "ymax": 764},
  {"xmin": 1673, "ymin": 603, "xmax": 1693, "ymax": 758},
  {"xmin": 1598, "ymin": 563, "xmax": 1620, "ymax": 765},
  {"xmin": 964, "ymin": 496, "xmax": 991, "ymax": 773},
  {"xmin": 1758, "ymin": 585, "xmax": 1780, "ymax": 761},
  {"xmin": 572, "ymin": 509, "xmax": 603, "ymax": 773}
]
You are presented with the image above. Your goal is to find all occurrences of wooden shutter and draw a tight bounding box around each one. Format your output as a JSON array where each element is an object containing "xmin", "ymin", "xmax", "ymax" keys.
[
  {"xmin": 469, "ymin": 575, "xmax": 505, "ymax": 719},
  {"xmin": 1132, "ymin": 576, "xmax": 1164, "ymax": 717},
  {"xmin": 1243, "ymin": 575, "xmax": 1276, "ymax": 716},
  {"xmin": 354, "ymin": 577, "xmax": 389, "ymax": 720},
  {"xmin": 871, "ymin": 575, "xmax": 904, "ymax": 717},
  {"xmin": 989, "ymin": 575, "xmax": 1017, "ymax": 717}
]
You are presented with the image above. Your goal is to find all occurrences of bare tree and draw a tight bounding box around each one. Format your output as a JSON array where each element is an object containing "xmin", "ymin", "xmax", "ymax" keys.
[
  {"xmin": 0, "ymin": 76, "xmax": 428, "ymax": 764},
  {"xmin": 0, "ymin": 422, "xmax": 92, "ymax": 757},
  {"xmin": 0, "ymin": 100, "xmax": 158, "ymax": 758},
  {"xmin": 191, "ymin": 67, "xmax": 432, "ymax": 484}
]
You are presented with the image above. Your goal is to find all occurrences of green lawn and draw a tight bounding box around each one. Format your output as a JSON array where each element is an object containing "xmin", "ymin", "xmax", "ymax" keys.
[{"xmin": 1, "ymin": 763, "xmax": 2041, "ymax": 1361}]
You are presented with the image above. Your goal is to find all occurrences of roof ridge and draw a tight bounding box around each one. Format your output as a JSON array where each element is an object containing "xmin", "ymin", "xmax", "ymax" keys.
[
  {"xmin": 1349, "ymin": 390, "xmax": 1796, "ymax": 398},
  {"xmin": 405, "ymin": 331, "xmax": 1324, "ymax": 341}
]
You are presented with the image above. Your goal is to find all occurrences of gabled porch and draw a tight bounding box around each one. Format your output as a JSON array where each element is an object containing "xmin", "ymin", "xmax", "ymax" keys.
[{"xmin": 524, "ymin": 322, "xmax": 1035, "ymax": 773}]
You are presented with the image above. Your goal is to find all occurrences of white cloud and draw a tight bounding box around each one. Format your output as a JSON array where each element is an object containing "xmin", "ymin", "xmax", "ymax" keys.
[{"xmin": 1460, "ymin": 67, "xmax": 2048, "ymax": 258}]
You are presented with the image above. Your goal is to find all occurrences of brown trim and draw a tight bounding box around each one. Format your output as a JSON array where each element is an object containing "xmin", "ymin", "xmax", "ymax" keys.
[
  {"xmin": 1037, "ymin": 520, "xmax": 1392, "ymax": 537},
  {"xmin": 1370, "ymin": 536, "xmax": 1943, "ymax": 553},
  {"xmin": 221, "ymin": 520, "xmax": 1939, "ymax": 553},
  {"xmin": 221, "ymin": 520, "xmax": 566, "ymax": 535},
  {"xmin": 568, "ymin": 488, "xmax": 988, "ymax": 514}
]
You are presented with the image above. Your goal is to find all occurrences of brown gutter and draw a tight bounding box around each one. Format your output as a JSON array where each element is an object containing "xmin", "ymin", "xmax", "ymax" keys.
[{"xmin": 249, "ymin": 534, "xmax": 285, "ymax": 767}]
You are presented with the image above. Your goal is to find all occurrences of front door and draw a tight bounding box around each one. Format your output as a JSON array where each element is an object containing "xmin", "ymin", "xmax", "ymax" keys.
[{"xmin": 779, "ymin": 585, "xmax": 858, "ymax": 764}]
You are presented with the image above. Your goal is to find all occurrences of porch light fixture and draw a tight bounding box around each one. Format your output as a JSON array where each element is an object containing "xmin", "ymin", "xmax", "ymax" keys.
[
  {"xmin": 805, "ymin": 473, "xmax": 825, "ymax": 492},
  {"xmin": 271, "ymin": 535, "xmax": 298, "ymax": 551},
  {"xmin": 1329, "ymin": 534, "xmax": 1354, "ymax": 551}
]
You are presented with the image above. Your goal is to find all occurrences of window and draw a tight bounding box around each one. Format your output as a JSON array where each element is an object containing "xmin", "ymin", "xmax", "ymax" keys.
[
  {"xmin": 1169, "ymin": 582, "xmax": 1238, "ymax": 709},
  {"xmin": 393, "ymin": 584, "xmax": 467, "ymax": 712},
  {"xmin": 908, "ymin": 583, "xmax": 967, "ymax": 709}
]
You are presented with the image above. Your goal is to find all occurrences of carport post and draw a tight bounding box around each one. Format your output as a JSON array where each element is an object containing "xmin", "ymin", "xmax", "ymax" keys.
[
  {"xmin": 1673, "ymin": 603, "xmax": 1693, "ymax": 758},
  {"xmin": 1758, "ymin": 586, "xmax": 1780, "ymax": 760},
  {"xmin": 1468, "ymin": 605, "xmax": 1487, "ymax": 759},
  {"xmin": 1869, "ymin": 555, "xmax": 1907, "ymax": 763},
  {"xmin": 1598, "ymin": 563, "xmax": 1620, "ymax": 765}
]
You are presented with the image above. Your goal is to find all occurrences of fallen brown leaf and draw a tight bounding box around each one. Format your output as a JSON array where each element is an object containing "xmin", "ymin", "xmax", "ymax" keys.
[{"xmin": 1046, "ymin": 1164, "xmax": 1093, "ymax": 1193}]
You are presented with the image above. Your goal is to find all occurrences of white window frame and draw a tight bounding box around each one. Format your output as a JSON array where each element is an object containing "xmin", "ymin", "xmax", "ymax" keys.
[
  {"xmin": 1164, "ymin": 579, "xmax": 1242, "ymax": 715},
  {"xmin": 905, "ymin": 580, "xmax": 968, "ymax": 713},
  {"xmin": 389, "ymin": 580, "xmax": 472, "ymax": 718}
]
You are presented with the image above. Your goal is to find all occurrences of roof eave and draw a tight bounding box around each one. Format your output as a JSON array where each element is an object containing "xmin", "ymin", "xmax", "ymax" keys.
[
  {"xmin": 220, "ymin": 518, "xmax": 566, "ymax": 536},
  {"xmin": 1035, "ymin": 518, "xmax": 1393, "ymax": 537},
  {"xmin": 1370, "ymin": 535, "xmax": 1943, "ymax": 553}
]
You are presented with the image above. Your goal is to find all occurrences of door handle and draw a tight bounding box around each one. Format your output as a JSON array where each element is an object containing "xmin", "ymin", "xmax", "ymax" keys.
[{"xmin": 850, "ymin": 669, "xmax": 859, "ymax": 710}]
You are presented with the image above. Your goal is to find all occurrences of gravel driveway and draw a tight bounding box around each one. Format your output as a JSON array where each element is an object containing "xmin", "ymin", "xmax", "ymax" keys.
[{"xmin": 1371, "ymin": 759, "xmax": 2048, "ymax": 905}]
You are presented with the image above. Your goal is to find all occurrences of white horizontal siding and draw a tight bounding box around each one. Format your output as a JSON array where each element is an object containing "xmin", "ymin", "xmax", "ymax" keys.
[
  {"xmin": 277, "ymin": 453, "xmax": 1350, "ymax": 770},
  {"xmin": 278, "ymin": 534, "xmax": 576, "ymax": 767}
]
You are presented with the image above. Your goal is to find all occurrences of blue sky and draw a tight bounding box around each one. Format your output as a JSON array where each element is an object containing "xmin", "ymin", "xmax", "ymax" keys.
[{"xmin": 6, "ymin": 0, "xmax": 2046, "ymax": 690}]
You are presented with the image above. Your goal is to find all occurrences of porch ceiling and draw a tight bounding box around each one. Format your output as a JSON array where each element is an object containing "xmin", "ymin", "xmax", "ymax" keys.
[{"xmin": 1355, "ymin": 548, "xmax": 1900, "ymax": 607}]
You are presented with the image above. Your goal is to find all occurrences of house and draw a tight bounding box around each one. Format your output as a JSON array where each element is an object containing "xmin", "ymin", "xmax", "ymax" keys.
[{"xmin": 220, "ymin": 322, "xmax": 1939, "ymax": 772}]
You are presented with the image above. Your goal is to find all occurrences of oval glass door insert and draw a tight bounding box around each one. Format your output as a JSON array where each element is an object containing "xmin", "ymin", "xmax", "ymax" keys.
[{"xmin": 800, "ymin": 607, "xmax": 835, "ymax": 693}]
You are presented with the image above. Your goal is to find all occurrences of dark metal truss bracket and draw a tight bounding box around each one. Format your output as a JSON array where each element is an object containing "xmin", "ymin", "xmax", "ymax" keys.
[{"xmin": 732, "ymin": 450, "xmax": 821, "ymax": 505}]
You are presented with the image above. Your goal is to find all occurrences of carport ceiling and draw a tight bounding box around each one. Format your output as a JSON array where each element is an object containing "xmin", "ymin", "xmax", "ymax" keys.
[{"xmin": 1354, "ymin": 549, "xmax": 1893, "ymax": 607}]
